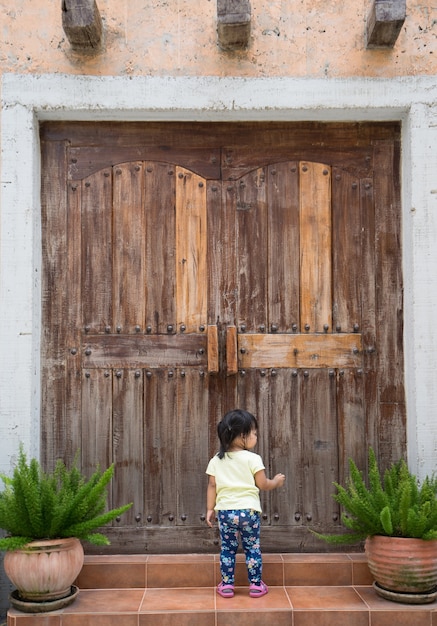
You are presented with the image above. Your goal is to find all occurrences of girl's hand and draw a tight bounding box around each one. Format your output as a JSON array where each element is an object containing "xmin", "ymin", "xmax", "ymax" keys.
[
  {"xmin": 273, "ymin": 473, "xmax": 286, "ymax": 488},
  {"xmin": 206, "ymin": 509, "xmax": 215, "ymax": 527}
]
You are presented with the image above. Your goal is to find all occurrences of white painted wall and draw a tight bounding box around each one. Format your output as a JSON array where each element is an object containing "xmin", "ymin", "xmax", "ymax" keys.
[{"xmin": 1, "ymin": 73, "xmax": 436, "ymax": 480}]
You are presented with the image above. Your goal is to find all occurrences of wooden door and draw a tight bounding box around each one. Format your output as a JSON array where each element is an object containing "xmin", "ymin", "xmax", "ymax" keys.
[{"xmin": 40, "ymin": 122, "xmax": 405, "ymax": 553}]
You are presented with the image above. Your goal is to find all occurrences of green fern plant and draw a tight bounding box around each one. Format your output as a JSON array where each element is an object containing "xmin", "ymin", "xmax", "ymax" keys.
[
  {"xmin": 313, "ymin": 448, "xmax": 437, "ymax": 544},
  {"xmin": 0, "ymin": 446, "xmax": 132, "ymax": 550}
]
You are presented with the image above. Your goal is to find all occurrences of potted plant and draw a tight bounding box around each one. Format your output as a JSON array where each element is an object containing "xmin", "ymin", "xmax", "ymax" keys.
[
  {"xmin": 313, "ymin": 448, "xmax": 437, "ymax": 604},
  {"xmin": 0, "ymin": 445, "xmax": 132, "ymax": 611}
]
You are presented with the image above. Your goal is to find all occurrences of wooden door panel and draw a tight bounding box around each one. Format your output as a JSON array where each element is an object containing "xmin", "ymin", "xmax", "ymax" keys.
[
  {"xmin": 268, "ymin": 162, "xmax": 300, "ymax": 332},
  {"xmin": 81, "ymin": 170, "xmax": 113, "ymax": 331},
  {"xmin": 145, "ymin": 162, "xmax": 176, "ymax": 334},
  {"xmin": 81, "ymin": 369, "xmax": 113, "ymax": 484},
  {"xmin": 144, "ymin": 369, "xmax": 177, "ymax": 527},
  {"xmin": 113, "ymin": 369, "xmax": 144, "ymax": 526},
  {"xmin": 269, "ymin": 370, "xmax": 302, "ymax": 527},
  {"xmin": 332, "ymin": 168, "xmax": 363, "ymax": 332},
  {"xmin": 113, "ymin": 162, "xmax": 146, "ymax": 333},
  {"xmin": 299, "ymin": 162, "xmax": 332, "ymax": 333},
  {"xmin": 176, "ymin": 167, "xmax": 208, "ymax": 332},
  {"xmin": 177, "ymin": 368, "xmax": 209, "ymax": 525},
  {"xmin": 300, "ymin": 369, "xmax": 339, "ymax": 527},
  {"xmin": 235, "ymin": 168, "xmax": 268, "ymax": 331}
]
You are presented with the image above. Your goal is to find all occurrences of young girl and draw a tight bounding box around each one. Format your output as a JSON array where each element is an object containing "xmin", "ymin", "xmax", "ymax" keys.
[{"xmin": 206, "ymin": 409, "xmax": 285, "ymax": 598}]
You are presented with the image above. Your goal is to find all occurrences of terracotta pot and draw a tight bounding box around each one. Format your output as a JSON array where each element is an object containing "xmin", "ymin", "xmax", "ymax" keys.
[
  {"xmin": 4, "ymin": 537, "xmax": 84, "ymax": 602},
  {"xmin": 365, "ymin": 535, "xmax": 437, "ymax": 594}
]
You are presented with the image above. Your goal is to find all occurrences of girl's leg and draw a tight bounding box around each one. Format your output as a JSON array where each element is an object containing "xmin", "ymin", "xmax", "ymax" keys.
[
  {"xmin": 218, "ymin": 510, "xmax": 240, "ymax": 585},
  {"xmin": 239, "ymin": 510, "xmax": 262, "ymax": 584}
]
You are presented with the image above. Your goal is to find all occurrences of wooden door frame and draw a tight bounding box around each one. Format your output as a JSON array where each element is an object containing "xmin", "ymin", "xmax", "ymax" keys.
[{"xmin": 40, "ymin": 121, "xmax": 404, "ymax": 552}]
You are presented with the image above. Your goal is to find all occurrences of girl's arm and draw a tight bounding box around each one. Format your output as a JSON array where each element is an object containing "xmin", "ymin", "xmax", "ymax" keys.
[
  {"xmin": 206, "ymin": 475, "xmax": 217, "ymax": 527},
  {"xmin": 255, "ymin": 469, "xmax": 285, "ymax": 491}
]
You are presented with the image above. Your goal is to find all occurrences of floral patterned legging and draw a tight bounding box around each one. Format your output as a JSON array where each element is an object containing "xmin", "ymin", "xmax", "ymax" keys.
[{"xmin": 218, "ymin": 509, "xmax": 262, "ymax": 585}]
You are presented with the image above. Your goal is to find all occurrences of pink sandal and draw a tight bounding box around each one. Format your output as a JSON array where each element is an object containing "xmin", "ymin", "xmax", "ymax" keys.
[
  {"xmin": 249, "ymin": 581, "xmax": 269, "ymax": 598},
  {"xmin": 217, "ymin": 582, "xmax": 235, "ymax": 598}
]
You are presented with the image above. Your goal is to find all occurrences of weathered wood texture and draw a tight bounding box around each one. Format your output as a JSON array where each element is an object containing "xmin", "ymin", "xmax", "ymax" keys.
[
  {"xmin": 40, "ymin": 122, "xmax": 404, "ymax": 553},
  {"xmin": 366, "ymin": 0, "xmax": 406, "ymax": 48},
  {"xmin": 62, "ymin": 0, "xmax": 102, "ymax": 50},
  {"xmin": 217, "ymin": 0, "xmax": 251, "ymax": 50}
]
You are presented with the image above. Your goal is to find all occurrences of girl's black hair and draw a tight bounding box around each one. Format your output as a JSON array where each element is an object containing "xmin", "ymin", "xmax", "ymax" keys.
[{"xmin": 217, "ymin": 409, "xmax": 258, "ymax": 459}]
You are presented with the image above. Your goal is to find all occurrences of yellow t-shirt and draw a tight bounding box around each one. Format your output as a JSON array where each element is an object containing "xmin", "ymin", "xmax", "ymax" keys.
[{"xmin": 206, "ymin": 450, "xmax": 265, "ymax": 512}]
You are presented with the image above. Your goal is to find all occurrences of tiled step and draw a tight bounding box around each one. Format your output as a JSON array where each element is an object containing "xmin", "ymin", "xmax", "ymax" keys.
[{"xmin": 6, "ymin": 553, "xmax": 437, "ymax": 626}]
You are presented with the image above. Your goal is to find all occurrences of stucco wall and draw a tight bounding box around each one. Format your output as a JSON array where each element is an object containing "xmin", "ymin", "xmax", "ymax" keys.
[{"xmin": 0, "ymin": 0, "xmax": 435, "ymax": 78}]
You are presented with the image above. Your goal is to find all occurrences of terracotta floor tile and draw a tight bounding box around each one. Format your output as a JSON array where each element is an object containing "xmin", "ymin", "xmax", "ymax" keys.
[
  {"xmin": 356, "ymin": 585, "xmax": 437, "ymax": 611},
  {"xmin": 140, "ymin": 587, "xmax": 215, "ymax": 611},
  {"xmin": 147, "ymin": 554, "xmax": 215, "ymax": 564},
  {"xmin": 76, "ymin": 562, "xmax": 146, "ymax": 589},
  {"xmin": 281, "ymin": 553, "xmax": 352, "ymax": 563},
  {"xmin": 216, "ymin": 609, "xmax": 293, "ymax": 626},
  {"xmin": 147, "ymin": 561, "xmax": 215, "ymax": 588},
  {"xmin": 216, "ymin": 586, "xmax": 292, "ymax": 610},
  {"xmin": 62, "ymin": 615, "xmax": 138, "ymax": 626},
  {"xmin": 352, "ymin": 561, "xmax": 373, "ymax": 585},
  {"xmin": 7, "ymin": 614, "xmax": 61, "ymax": 626},
  {"xmin": 285, "ymin": 561, "xmax": 352, "ymax": 586},
  {"xmin": 63, "ymin": 589, "xmax": 144, "ymax": 613},
  {"xmin": 287, "ymin": 585, "xmax": 368, "ymax": 609},
  {"xmin": 83, "ymin": 554, "xmax": 147, "ymax": 564},
  {"xmin": 370, "ymin": 610, "xmax": 433, "ymax": 626},
  {"xmin": 293, "ymin": 609, "xmax": 369, "ymax": 626},
  {"xmin": 139, "ymin": 612, "xmax": 216, "ymax": 626}
]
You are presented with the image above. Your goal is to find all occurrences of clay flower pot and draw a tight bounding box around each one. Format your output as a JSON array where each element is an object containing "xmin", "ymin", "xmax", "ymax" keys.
[
  {"xmin": 4, "ymin": 537, "xmax": 84, "ymax": 602},
  {"xmin": 365, "ymin": 535, "xmax": 437, "ymax": 597}
]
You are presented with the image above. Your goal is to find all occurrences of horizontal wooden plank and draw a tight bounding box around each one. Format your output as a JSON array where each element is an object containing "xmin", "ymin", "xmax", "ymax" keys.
[
  {"xmin": 82, "ymin": 334, "xmax": 208, "ymax": 368},
  {"xmin": 238, "ymin": 333, "xmax": 363, "ymax": 369},
  {"xmin": 68, "ymin": 146, "xmax": 221, "ymax": 180}
]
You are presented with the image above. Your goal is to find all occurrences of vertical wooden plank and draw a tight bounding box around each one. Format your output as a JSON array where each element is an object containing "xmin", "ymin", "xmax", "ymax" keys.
[
  {"xmin": 268, "ymin": 162, "xmax": 300, "ymax": 332},
  {"xmin": 65, "ymin": 179, "xmax": 83, "ymax": 463},
  {"xmin": 236, "ymin": 168, "xmax": 268, "ymax": 331},
  {"xmin": 299, "ymin": 162, "xmax": 332, "ymax": 333},
  {"xmin": 301, "ymin": 369, "xmax": 339, "ymax": 526},
  {"xmin": 332, "ymin": 169, "xmax": 362, "ymax": 333},
  {"xmin": 81, "ymin": 370, "xmax": 113, "ymax": 489},
  {"xmin": 144, "ymin": 369, "xmax": 177, "ymax": 526},
  {"xmin": 81, "ymin": 170, "xmax": 113, "ymax": 332},
  {"xmin": 360, "ymin": 177, "xmax": 378, "ymax": 457},
  {"xmin": 226, "ymin": 325, "xmax": 238, "ymax": 375},
  {"xmin": 237, "ymin": 369, "xmax": 270, "ymax": 522},
  {"xmin": 113, "ymin": 162, "xmax": 145, "ymax": 333},
  {"xmin": 207, "ymin": 325, "xmax": 219, "ymax": 373},
  {"xmin": 112, "ymin": 369, "xmax": 144, "ymax": 525},
  {"xmin": 337, "ymin": 370, "xmax": 366, "ymax": 485},
  {"xmin": 176, "ymin": 167, "xmax": 207, "ymax": 333},
  {"xmin": 145, "ymin": 162, "xmax": 176, "ymax": 334},
  {"xmin": 374, "ymin": 140, "xmax": 405, "ymax": 464},
  {"xmin": 213, "ymin": 180, "xmax": 238, "ymax": 325},
  {"xmin": 269, "ymin": 369, "xmax": 302, "ymax": 526},
  {"xmin": 41, "ymin": 139, "xmax": 69, "ymax": 470},
  {"xmin": 177, "ymin": 369, "xmax": 209, "ymax": 524}
]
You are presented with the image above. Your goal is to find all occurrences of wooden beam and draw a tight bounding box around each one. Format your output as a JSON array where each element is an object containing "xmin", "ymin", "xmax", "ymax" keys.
[
  {"xmin": 217, "ymin": 0, "xmax": 251, "ymax": 51},
  {"xmin": 62, "ymin": 0, "xmax": 103, "ymax": 50},
  {"xmin": 366, "ymin": 0, "xmax": 406, "ymax": 48}
]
